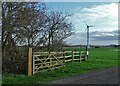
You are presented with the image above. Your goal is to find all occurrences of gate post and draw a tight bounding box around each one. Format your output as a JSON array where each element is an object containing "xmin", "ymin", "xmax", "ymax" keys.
[
  {"xmin": 79, "ymin": 51, "xmax": 81, "ymax": 62},
  {"xmin": 28, "ymin": 48, "xmax": 32, "ymax": 76},
  {"xmin": 63, "ymin": 51, "xmax": 65, "ymax": 63},
  {"xmin": 72, "ymin": 51, "xmax": 74, "ymax": 62}
]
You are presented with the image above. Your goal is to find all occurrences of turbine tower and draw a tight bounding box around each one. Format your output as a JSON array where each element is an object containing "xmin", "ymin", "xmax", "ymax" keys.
[{"xmin": 86, "ymin": 24, "xmax": 94, "ymax": 49}]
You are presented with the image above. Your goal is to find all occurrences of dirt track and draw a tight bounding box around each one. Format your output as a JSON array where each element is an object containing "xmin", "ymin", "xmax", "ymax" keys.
[{"xmin": 50, "ymin": 66, "xmax": 119, "ymax": 84}]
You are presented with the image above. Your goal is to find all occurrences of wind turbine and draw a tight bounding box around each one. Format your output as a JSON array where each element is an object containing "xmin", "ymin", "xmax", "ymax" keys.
[
  {"xmin": 83, "ymin": 20, "xmax": 94, "ymax": 61},
  {"xmin": 80, "ymin": 13, "xmax": 95, "ymax": 60}
]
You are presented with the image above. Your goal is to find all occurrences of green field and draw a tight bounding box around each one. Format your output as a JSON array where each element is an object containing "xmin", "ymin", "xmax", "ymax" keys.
[{"xmin": 2, "ymin": 47, "xmax": 119, "ymax": 84}]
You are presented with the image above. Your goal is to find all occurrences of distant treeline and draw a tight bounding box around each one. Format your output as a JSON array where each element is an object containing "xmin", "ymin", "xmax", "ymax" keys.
[{"xmin": 63, "ymin": 45, "xmax": 120, "ymax": 48}]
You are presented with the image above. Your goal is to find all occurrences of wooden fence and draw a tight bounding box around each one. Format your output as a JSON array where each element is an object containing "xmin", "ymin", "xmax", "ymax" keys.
[{"xmin": 28, "ymin": 48, "xmax": 86, "ymax": 75}]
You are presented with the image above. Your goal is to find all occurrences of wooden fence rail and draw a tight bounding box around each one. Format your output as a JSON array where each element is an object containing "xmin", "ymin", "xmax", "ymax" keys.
[{"xmin": 28, "ymin": 48, "xmax": 86, "ymax": 75}]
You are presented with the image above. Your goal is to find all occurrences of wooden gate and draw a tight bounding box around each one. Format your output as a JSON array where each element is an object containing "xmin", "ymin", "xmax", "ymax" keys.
[
  {"xmin": 32, "ymin": 51, "xmax": 65, "ymax": 74},
  {"xmin": 28, "ymin": 48, "xmax": 86, "ymax": 75}
]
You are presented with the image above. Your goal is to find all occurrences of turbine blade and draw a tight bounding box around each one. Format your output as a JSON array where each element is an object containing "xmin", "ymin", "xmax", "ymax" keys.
[
  {"xmin": 89, "ymin": 25, "xmax": 95, "ymax": 27},
  {"xmin": 80, "ymin": 14, "xmax": 88, "ymax": 26},
  {"xmin": 83, "ymin": 20, "xmax": 88, "ymax": 26}
]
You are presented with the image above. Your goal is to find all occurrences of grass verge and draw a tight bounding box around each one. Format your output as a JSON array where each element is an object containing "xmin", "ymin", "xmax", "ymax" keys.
[{"xmin": 2, "ymin": 47, "xmax": 119, "ymax": 84}]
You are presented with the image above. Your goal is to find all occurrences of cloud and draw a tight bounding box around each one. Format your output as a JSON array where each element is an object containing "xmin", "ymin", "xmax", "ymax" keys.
[
  {"xmin": 70, "ymin": 3, "xmax": 118, "ymax": 32},
  {"xmin": 90, "ymin": 30, "xmax": 118, "ymax": 41},
  {"xmin": 81, "ymin": 3, "xmax": 118, "ymax": 20},
  {"xmin": 65, "ymin": 31, "xmax": 86, "ymax": 45},
  {"xmin": 65, "ymin": 30, "xmax": 118, "ymax": 45}
]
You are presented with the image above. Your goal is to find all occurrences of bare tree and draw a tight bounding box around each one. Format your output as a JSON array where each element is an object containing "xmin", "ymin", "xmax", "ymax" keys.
[
  {"xmin": 46, "ymin": 11, "xmax": 74, "ymax": 51},
  {"xmin": 14, "ymin": 3, "xmax": 47, "ymax": 48}
]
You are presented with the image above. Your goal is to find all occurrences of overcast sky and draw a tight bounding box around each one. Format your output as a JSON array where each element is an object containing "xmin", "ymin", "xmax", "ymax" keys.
[{"xmin": 45, "ymin": 2, "xmax": 119, "ymax": 45}]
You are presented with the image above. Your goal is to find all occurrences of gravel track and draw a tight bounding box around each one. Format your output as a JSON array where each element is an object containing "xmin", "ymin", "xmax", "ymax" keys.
[{"xmin": 49, "ymin": 66, "xmax": 119, "ymax": 84}]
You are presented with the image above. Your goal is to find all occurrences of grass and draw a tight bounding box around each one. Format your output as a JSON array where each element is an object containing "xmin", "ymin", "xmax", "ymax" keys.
[{"xmin": 2, "ymin": 47, "xmax": 119, "ymax": 85}]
